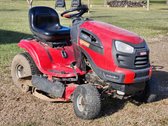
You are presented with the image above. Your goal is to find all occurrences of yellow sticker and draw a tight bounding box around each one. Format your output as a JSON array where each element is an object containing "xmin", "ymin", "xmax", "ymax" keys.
[{"xmin": 80, "ymin": 39, "xmax": 90, "ymax": 47}]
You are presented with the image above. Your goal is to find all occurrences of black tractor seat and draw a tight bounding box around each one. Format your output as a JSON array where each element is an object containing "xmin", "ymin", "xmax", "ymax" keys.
[{"xmin": 29, "ymin": 6, "xmax": 70, "ymax": 43}]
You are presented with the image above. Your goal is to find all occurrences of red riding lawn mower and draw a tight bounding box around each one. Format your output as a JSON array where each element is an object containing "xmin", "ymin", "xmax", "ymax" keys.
[{"xmin": 11, "ymin": 5, "xmax": 158, "ymax": 119}]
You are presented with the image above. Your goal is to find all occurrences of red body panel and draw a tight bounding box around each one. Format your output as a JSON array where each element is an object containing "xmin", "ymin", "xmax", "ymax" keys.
[
  {"xmin": 115, "ymin": 66, "xmax": 152, "ymax": 83},
  {"xmin": 79, "ymin": 21, "xmax": 144, "ymax": 71},
  {"xmin": 79, "ymin": 21, "xmax": 150, "ymax": 84},
  {"xmin": 63, "ymin": 84, "xmax": 78, "ymax": 100},
  {"xmin": 18, "ymin": 39, "xmax": 86, "ymax": 78},
  {"xmin": 80, "ymin": 21, "xmax": 144, "ymax": 44}
]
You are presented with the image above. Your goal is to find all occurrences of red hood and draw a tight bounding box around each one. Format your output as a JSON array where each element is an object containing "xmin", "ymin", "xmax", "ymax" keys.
[{"xmin": 80, "ymin": 21, "xmax": 144, "ymax": 44}]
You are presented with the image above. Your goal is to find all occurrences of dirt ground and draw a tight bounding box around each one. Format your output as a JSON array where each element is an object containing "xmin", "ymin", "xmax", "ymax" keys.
[{"xmin": 0, "ymin": 35, "xmax": 168, "ymax": 126}]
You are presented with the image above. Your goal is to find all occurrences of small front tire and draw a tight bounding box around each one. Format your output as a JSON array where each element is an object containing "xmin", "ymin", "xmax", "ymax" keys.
[{"xmin": 73, "ymin": 84, "xmax": 101, "ymax": 119}]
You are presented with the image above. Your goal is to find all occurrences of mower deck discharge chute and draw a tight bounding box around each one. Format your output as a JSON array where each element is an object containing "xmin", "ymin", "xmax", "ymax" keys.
[{"xmin": 11, "ymin": 5, "xmax": 157, "ymax": 119}]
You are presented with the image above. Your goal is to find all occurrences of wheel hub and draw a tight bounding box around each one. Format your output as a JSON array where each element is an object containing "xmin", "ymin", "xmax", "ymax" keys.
[
  {"xmin": 15, "ymin": 64, "xmax": 30, "ymax": 92},
  {"xmin": 76, "ymin": 94, "xmax": 85, "ymax": 112},
  {"xmin": 16, "ymin": 65, "xmax": 24, "ymax": 78}
]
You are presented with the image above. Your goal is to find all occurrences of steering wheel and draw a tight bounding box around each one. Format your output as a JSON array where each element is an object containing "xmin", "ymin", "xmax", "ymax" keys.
[{"xmin": 61, "ymin": 5, "xmax": 88, "ymax": 19}]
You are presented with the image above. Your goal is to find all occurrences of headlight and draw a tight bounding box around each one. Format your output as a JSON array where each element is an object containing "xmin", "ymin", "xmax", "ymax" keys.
[{"xmin": 115, "ymin": 40, "xmax": 134, "ymax": 54}]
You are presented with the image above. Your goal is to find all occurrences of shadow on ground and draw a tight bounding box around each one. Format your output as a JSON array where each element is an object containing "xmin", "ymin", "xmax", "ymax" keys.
[
  {"xmin": 151, "ymin": 1, "xmax": 166, "ymax": 4},
  {"xmin": 152, "ymin": 65, "xmax": 168, "ymax": 99},
  {"xmin": 0, "ymin": 29, "xmax": 32, "ymax": 44},
  {"xmin": 147, "ymin": 25, "xmax": 168, "ymax": 34},
  {"xmin": 101, "ymin": 98, "xmax": 126, "ymax": 117},
  {"xmin": 90, "ymin": 15, "xmax": 115, "ymax": 19},
  {"xmin": 100, "ymin": 65, "xmax": 168, "ymax": 117},
  {"xmin": 159, "ymin": 8, "xmax": 168, "ymax": 10},
  {"xmin": 0, "ymin": 9, "xmax": 21, "ymax": 12}
]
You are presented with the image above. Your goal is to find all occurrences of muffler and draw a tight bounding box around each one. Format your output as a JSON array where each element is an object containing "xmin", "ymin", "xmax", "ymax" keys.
[{"xmin": 31, "ymin": 75, "xmax": 65, "ymax": 97}]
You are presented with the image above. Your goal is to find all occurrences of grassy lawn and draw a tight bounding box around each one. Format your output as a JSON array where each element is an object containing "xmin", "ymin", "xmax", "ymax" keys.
[
  {"xmin": 0, "ymin": 0, "xmax": 167, "ymax": 68},
  {"xmin": 0, "ymin": 0, "xmax": 168, "ymax": 125}
]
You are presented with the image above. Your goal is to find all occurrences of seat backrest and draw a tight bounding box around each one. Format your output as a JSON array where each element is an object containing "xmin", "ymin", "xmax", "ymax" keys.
[
  {"xmin": 29, "ymin": 6, "xmax": 60, "ymax": 31},
  {"xmin": 56, "ymin": 0, "xmax": 66, "ymax": 7},
  {"xmin": 71, "ymin": 0, "xmax": 81, "ymax": 7}
]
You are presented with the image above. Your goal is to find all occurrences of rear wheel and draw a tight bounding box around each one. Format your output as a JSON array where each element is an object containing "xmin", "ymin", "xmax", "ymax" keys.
[
  {"xmin": 133, "ymin": 77, "xmax": 158, "ymax": 103},
  {"xmin": 11, "ymin": 52, "xmax": 40, "ymax": 93},
  {"xmin": 144, "ymin": 77, "xmax": 158, "ymax": 103},
  {"xmin": 72, "ymin": 84, "xmax": 101, "ymax": 119}
]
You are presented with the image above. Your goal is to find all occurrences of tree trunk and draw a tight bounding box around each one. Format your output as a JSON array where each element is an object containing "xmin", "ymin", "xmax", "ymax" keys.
[
  {"xmin": 147, "ymin": 0, "xmax": 150, "ymax": 11},
  {"xmin": 167, "ymin": 0, "xmax": 168, "ymax": 5},
  {"xmin": 27, "ymin": 0, "xmax": 33, "ymax": 8}
]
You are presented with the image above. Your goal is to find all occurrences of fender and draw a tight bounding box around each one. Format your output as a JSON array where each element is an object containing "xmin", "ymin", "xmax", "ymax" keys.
[
  {"xmin": 18, "ymin": 39, "xmax": 85, "ymax": 77},
  {"xmin": 18, "ymin": 39, "xmax": 53, "ymax": 75}
]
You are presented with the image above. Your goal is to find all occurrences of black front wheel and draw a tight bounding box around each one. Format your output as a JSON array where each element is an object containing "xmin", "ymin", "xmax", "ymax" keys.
[{"xmin": 72, "ymin": 84, "xmax": 101, "ymax": 120}]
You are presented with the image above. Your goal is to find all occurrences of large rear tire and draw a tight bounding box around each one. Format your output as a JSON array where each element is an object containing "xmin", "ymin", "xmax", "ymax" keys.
[
  {"xmin": 72, "ymin": 84, "xmax": 101, "ymax": 120},
  {"xmin": 11, "ymin": 52, "xmax": 40, "ymax": 93}
]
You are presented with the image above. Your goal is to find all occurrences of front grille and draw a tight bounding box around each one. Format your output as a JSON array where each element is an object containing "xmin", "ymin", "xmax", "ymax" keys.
[
  {"xmin": 115, "ymin": 50, "xmax": 150, "ymax": 69},
  {"xmin": 113, "ymin": 41, "xmax": 150, "ymax": 70},
  {"xmin": 135, "ymin": 55, "xmax": 149, "ymax": 69},
  {"xmin": 116, "ymin": 54, "xmax": 133, "ymax": 69}
]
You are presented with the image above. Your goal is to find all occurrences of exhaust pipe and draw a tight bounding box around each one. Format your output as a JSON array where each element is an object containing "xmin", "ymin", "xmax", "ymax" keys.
[{"xmin": 31, "ymin": 75, "xmax": 65, "ymax": 97}]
